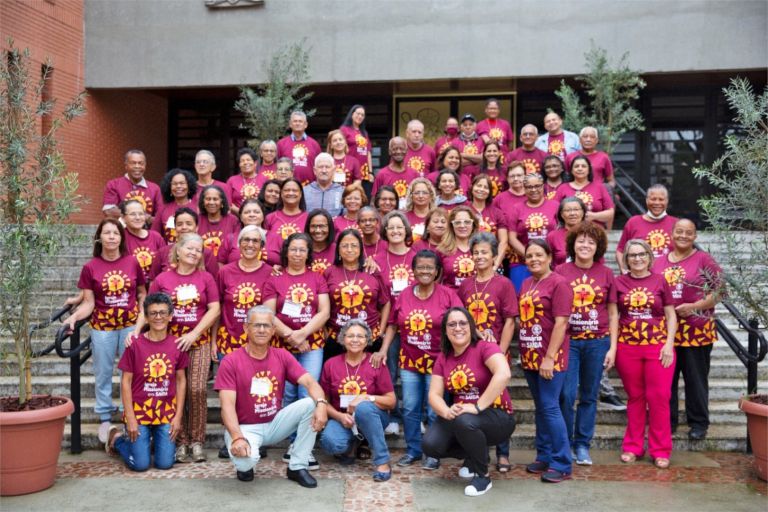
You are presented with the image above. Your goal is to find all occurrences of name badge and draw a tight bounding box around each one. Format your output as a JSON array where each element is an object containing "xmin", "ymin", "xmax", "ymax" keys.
[
  {"xmin": 176, "ymin": 284, "xmax": 198, "ymax": 302},
  {"xmin": 392, "ymin": 279, "xmax": 408, "ymax": 293},
  {"xmin": 398, "ymin": 198, "xmax": 407, "ymax": 210},
  {"xmin": 333, "ymin": 171, "xmax": 346, "ymax": 184},
  {"xmin": 165, "ymin": 216, "xmax": 175, "ymax": 230},
  {"xmin": 250, "ymin": 377, "xmax": 271, "ymax": 397},
  {"xmin": 281, "ymin": 300, "xmax": 302, "ymax": 317},
  {"xmin": 339, "ymin": 394, "xmax": 357, "ymax": 409},
  {"xmin": 412, "ymin": 224, "xmax": 425, "ymax": 237}
]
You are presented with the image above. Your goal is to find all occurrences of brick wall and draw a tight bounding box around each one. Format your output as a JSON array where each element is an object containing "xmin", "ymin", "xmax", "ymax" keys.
[{"xmin": 1, "ymin": 0, "xmax": 168, "ymax": 224}]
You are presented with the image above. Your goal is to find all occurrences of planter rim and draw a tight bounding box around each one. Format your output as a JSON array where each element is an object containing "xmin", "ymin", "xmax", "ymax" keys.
[{"xmin": 0, "ymin": 395, "xmax": 74, "ymax": 426}]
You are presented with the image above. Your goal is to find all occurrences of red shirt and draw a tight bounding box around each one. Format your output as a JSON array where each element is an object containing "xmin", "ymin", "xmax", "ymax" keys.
[
  {"xmin": 617, "ymin": 215, "xmax": 679, "ymax": 260},
  {"xmin": 405, "ymin": 144, "xmax": 436, "ymax": 176},
  {"xmin": 507, "ymin": 147, "xmax": 548, "ymax": 175},
  {"xmin": 277, "ymin": 135, "xmax": 322, "ymax": 186},
  {"xmin": 555, "ymin": 262, "xmax": 617, "ymax": 340},
  {"xmin": 565, "ymin": 151, "xmax": 614, "ymax": 184},
  {"xmin": 451, "ymin": 136, "xmax": 485, "ymax": 159},
  {"xmin": 103, "ymin": 176, "xmax": 162, "ymax": 216},
  {"xmin": 492, "ymin": 190, "xmax": 527, "ymax": 214},
  {"xmin": 78, "ymin": 255, "xmax": 145, "ymax": 331},
  {"xmin": 554, "ymin": 182, "xmax": 615, "ymax": 220},
  {"xmin": 405, "ymin": 210, "xmax": 429, "ymax": 242},
  {"xmin": 340, "ymin": 126, "xmax": 372, "ymax": 181},
  {"xmin": 434, "ymin": 135, "xmax": 458, "ymax": 158},
  {"xmin": 615, "ymin": 272, "xmax": 673, "ymax": 346},
  {"xmin": 150, "ymin": 244, "xmax": 219, "ymax": 281},
  {"xmin": 508, "ymin": 200, "xmax": 560, "ymax": 245},
  {"xmin": 216, "ymin": 231, "xmax": 273, "ymax": 266},
  {"xmin": 324, "ymin": 265, "xmax": 391, "ymax": 340},
  {"xmin": 310, "ymin": 244, "xmax": 336, "ymax": 275},
  {"xmin": 320, "ymin": 353, "xmax": 393, "ymax": 411},
  {"xmin": 198, "ymin": 214, "xmax": 240, "ymax": 257},
  {"xmin": 518, "ymin": 273, "xmax": 572, "ymax": 371},
  {"xmin": 214, "ymin": 346, "xmax": 308, "ymax": 424},
  {"xmin": 373, "ymin": 249, "xmax": 415, "ymax": 298},
  {"xmin": 440, "ymin": 247, "xmax": 476, "ymax": 290},
  {"xmin": 371, "ymin": 165, "xmax": 420, "ymax": 204},
  {"xmin": 458, "ymin": 275, "xmax": 519, "ymax": 343},
  {"xmin": 433, "ymin": 342, "xmax": 513, "ymax": 413},
  {"xmin": 334, "ymin": 215, "xmax": 360, "ymax": 235},
  {"xmin": 546, "ymin": 132, "xmax": 567, "ymax": 160},
  {"xmin": 390, "ymin": 284, "xmax": 462, "ymax": 374},
  {"xmin": 264, "ymin": 210, "xmax": 309, "ymax": 242},
  {"xmin": 226, "ymin": 174, "xmax": 260, "ymax": 209},
  {"xmin": 477, "ymin": 118, "xmax": 514, "ymax": 148},
  {"xmin": 464, "ymin": 167, "xmax": 506, "ymax": 198},
  {"xmin": 469, "ymin": 204, "xmax": 508, "ymax": 237},
  {"xmin": 118, "ymin": 333, "xmax": 189, "ymax": 425},
  {"xmin": 216, "ymin": 262, "xmax": 273, "ymax": 355},
  {"xmin": 151, "ymin": 200, "xmax": 197, "ymax": 243},
  {"xmin": 332, "ymin": 155, "xmax": 363, "ymax": 187},
  {"xmin": 124, "ymin": 229, "xmax": 166, "ymax": 283}
]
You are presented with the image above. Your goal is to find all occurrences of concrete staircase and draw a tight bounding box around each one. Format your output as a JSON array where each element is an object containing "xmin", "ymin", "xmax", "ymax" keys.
[{"xmin": 1, "ymin": 227, "xmax": 765, "ymax": 452}]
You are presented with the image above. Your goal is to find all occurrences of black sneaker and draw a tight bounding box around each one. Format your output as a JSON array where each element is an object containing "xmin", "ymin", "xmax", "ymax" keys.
[
  {"xmin": 525, "ymin": 460, "xmax": 549, "ymax": 474},
  {"xmin": 464, "ymin": 475, "xmax": 492, "ymax": 497},
  {"xmin": 219, "ymin": 445, "xmax": 230, "ymax": 459},
  {"xmin": 541, "ymin": 469, "xmax": 572, "ymax": 483},
  {"xmin": 599, "ymin": 394, "xmax": 627, "ymax": 411},
  {"xmin": 236, "ymin": 469, "xmax": 254, "ymax": 482},
  {"xmin": 284, "ymin": 450, "xmax": 319, "ymax": 470},
  {"xmin": 688, "ymin": 429, "xmax": 707, "ymax": 441},
  {"xmin": 422, "ymin": 457, "xmax": 440, "ymax": 470}
]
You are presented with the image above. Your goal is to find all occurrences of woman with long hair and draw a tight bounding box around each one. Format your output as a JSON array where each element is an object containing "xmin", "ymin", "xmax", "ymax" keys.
[
  {"xmin": 340, "ymin": 104, "xmax": 374, "ymax": 186},
  {"xmin": 257, "ymin": 179, "xmax": 282, "ymax": 216},
  {"xmin": 197, "ymin": 185, "xmax": 239, "ymax": 258},
  {"xmin": 437, "ymin": 205, "xmax": 479, "ymax": 289},
  {"xmin": 304, "ymin": 209, "xmax": 336, "ymax": 274},
  {"xmin": 468, "ymin": 141, "xmax": 506, "ymax": 199},
  {"xmin": 264, "ymin": 178, "xmax": 308, "ymax": 242},
  {"xmin": 546, "ymin": 196, "xmax": 588, "ymax": 267},
  {"xmin": 327, "ymin": 129, "xmax": 363, "ymax": 188},
  {"xmin": 554, "ymin": 155, "xmax": 615, "ymax": 229},
  {"xmin": 150, "ymin": 208, "xmax": 219, "ymax": 279},
  {"xmin": 542, "ymin": 155, "xmax": 568, "ymax": 200},
  {"xmin": 404, "ymin": 178, "xmax": 437, "ymax": 242},
  {"xmin": 467, "ymin": 174, "xmax": 508, "ymax": 270},
  {"xmin": 121, "ymin": 199, "xmax": 166, "ymax": 283}
]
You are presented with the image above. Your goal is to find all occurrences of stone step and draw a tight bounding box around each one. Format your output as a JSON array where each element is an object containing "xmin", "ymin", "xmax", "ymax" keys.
[{"xmin": 61, "ymin": 421, "xmax": 748, "ymax": 453}]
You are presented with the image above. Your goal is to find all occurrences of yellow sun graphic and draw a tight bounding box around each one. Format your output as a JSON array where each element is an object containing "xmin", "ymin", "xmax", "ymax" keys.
[
  {"xmin": 449, "ymin": 364, "xmax": 476, "ymax": 392},
  {"xmin": 626, "ymin": 287, "xmax": 654, "ymax": 309},
  {"xmin": 143, "ymin": 352, "xmax": 173, "ymax": 383},
  {"xmin": 407, "ymin": 156, "xmax": 425, "ymax": 173},
  {"xmin": 234, "ymin": 283, "xmax": 260, "ymax": 309},
  {"xmin": 288, "ymin": 284, "xmax": 313, "ymax": 305},
  {"xmin": 647, "ymin": 229, "xmax": 670, "ymax": 252},
  {"xmin": 525, "ymin": 212, "xmax": 548, "ymax": 232},
  {"xmin": 103, "ymin": 270, "xmax": 128, "ymax": 295},
  {"xmin": 663, "ymin": 265, "xmax": 686, "ymax": 286},
  {"xmin": 407, "ymin": 309, "xmax": 432, "ymax": 335}
]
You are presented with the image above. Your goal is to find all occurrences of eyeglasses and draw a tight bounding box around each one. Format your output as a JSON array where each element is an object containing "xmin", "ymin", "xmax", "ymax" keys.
[
  {"xmin": 524, "ymin": 184, "xmax": 543, "ymax": 190},
  {"xmin": 339, "ymin": 243, "xmax": 360, "ymax": 250},
  {"xmin": 446, "ymin": 320, "xmax": 469, "ymax": 329},
  {"xmin": 627, "ymin": 252, "xmax": 649, "ymax": 259},
  {"xmin": 414, "ymin": 265, "xmax": 436, "ymax": 272},
  {"xmin": 248, "ymin": 322, "xmax": 272, "ymax": 330},
  {"xmin": 309, "ymin": 224, "xmax": 329, "ymax": 231},
  {"xmin": 451, "ymin": 220, "xmax": 473, "ymax": 227},
  {"xmin": 239, "ymin": 237, "xmax": 262, "ymax": 246},
  {"xmin": 148, "ymin": 310, "xmax": 170, "ymax": 318},
  {"xmin": 345, "ymin": 333, "xmax": 367, "ymax": 341},
  {"xmin": 386, "ymin": 226, "xmax": 404, "ymax": 232},
  {"xmin": 288, "ymin": 247, "xmax": 309, "ymax": 254}
]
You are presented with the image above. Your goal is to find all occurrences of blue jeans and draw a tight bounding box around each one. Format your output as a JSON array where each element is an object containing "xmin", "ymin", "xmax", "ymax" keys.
[
  {"xmin": 320, "ymin": 401, "xmax": 391, "ymax": 466},
  {"xmin": 283, "ymin": 349, "xmax": 324, "ymax": 406},
  {"xmin": 524, "ymin": 370, "xmax": 572, "ymax": 473},
  {"xmin": 560, "ymin": 336, "xmax": 610, "ymax": 449},
  {"xmin": 508, "ymin": 264, "xmax": 531, "ymax": 294},
  {"xmin": 91, "ymin": 326, "xmax": 133, "ymax": 421},
  {"xmin": 114, "ymin": 423, "xmax": 175, "ymax": 471},
  {"xmin": 400, "ymin": 369, "xmax": 436, "ymax": 459},
  {"xmin": 386, "ymin": 334, "xmax": 402, "ymax": 422}
]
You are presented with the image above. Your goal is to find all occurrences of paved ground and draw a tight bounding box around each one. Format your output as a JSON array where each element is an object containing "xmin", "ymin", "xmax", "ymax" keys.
[{"xmin": 2, "ymin": 449, "xmax": 766, "ymax": 511}]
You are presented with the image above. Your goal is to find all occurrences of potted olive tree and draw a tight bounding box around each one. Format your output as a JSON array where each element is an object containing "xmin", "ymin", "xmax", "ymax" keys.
[
  {"xmin": 0, "ymin": 41, "xmax": 85, "ymax": 495},
  {"xmin": 694, "ymin": 78, "xmax": 768, "ymax": 481}
]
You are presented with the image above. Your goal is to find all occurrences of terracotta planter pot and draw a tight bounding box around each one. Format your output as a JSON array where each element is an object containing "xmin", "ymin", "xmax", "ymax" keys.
[
  {"xmin": 0, "ymin": 396, "xmax": 74, "ymax": 496},
  {"xmin": 739, "ymin": 394, "xmax": 768, "ymax": 482}
]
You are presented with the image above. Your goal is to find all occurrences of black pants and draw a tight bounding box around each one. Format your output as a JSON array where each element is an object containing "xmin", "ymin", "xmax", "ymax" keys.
[
  {"xmin": 422, "ymin": 408, "xmax": 516, "ymax": 475},
  {"xmin": 670, "ymin": 344, "xmax": 712, "ymax": 431}
]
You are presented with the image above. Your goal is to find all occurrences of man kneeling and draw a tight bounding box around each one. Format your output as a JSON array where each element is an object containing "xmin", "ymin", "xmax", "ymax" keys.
[{"xmin": 215, "ymin": 305, "xmax": 328, "ymax": 487}]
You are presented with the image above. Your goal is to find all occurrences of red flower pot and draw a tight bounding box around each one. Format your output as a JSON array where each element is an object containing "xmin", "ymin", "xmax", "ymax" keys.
[{"xmin": 739, "ymin": 394, "xmax": 768, "ymax": 482}]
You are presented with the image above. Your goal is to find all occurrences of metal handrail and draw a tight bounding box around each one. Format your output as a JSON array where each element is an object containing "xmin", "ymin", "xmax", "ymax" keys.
[{"xmin": 29, "ymin": 305, "xmax": 72, "ymax": 357}]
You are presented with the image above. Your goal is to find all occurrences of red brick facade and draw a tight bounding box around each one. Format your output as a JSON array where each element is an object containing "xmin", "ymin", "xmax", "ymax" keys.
[{"xmin": 1, "ymin": 0, "xmax": 168, "ymax": 224}]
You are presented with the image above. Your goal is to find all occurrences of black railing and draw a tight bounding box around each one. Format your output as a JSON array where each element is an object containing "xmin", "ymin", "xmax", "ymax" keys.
[{"xmin": 53, "ymin": 318, "xmax": 92, "ymax": 454}]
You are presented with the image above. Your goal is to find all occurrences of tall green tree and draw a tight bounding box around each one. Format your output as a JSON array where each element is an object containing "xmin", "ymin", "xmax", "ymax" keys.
[
  {"xmin": 693, "ymin": 78, "xmax": 768, "ymax": 326},
  {"xmin": 234, "ymin": 40, "xmax": 315, "ymax": 149},
  {"xmin": 555, "ymin": 44, "xmax": 646, "ymax": 155},
  {"xmin": 0, "ymin": 41, "xmax": 85, "ymax": 404}
]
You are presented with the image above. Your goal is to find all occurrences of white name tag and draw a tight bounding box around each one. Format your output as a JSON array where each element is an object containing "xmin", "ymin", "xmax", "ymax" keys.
[
  {"xmin": 412, "ymin": 224, "xmax": 425, "ymax": 236},
  {"xmin": 398, "ymin": 198, "xmax": 407, "ymax": 210},
  {"xmin": 165, "ymin": 216, "xmax": 175, "ymax": 230},
  {"xmin": 339, "ymin": 394, "xmax": 357, "ymax": 409},
  {"xmin": 176, "ymin": 284, "xmax": 198, "ymax": 302},
  {"xmin": 281, "ymin": 300, "xmax": 302, "ymax": 317},
  {"xmin": 250, "ymin": 377, "xmax": 270, "ymax": 397},
  {"xmin": 392, "ymin": 279, "xmax": 408, "ymax": 293},
  {"xmin": 333, "ymin": 171, "xmax": 346, "ymax": 184}
]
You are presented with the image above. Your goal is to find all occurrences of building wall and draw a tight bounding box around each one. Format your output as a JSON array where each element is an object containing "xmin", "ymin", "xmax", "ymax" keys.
[
  {"xmin": 2, "ymin": 0, "xmax": 168, "ymax": 224},
  {"xmin": 84, "ymin": 0, "xmax": 767, "ymax": 88}
]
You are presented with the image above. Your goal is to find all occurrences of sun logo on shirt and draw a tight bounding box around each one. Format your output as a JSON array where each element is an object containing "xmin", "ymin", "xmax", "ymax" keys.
[
  {"xmin": 646, "ymin": 230, "xmax": 671, "ymax": 253},
  {"xmin": 407, "ymin": 309, "xmax": 432, "ymax": 335},
  {"xmin": 519, "ymin": 290, "xmax": 543, "ymax": 326},
  {"xmin": 125, "ymin": 190, "xmax": 152, "ymax": 214},
  {"xmin": 663, "ymin": 265, "xmax": 686, "ymax": 286},
  {"xmin": 464, "ymin": 144, "xmax": 478, "ymax": 155},
  {"xmin": 449, "ymin": 364, "xmax": 476, "ymax": 392},
  {"xmin": 144, "ymin": 353, "xmax": 173, "ymax": 384},
  {"xmin": 546, "ymin": 190, "xmax": 557, "ymax": 200},
  {"xmin": 251, "ymin": 371, "xmax": 279, "ymax": 403},
  {"xmin": 292, "ymin": 144, "xmax": 308, "ymax": 160},
  {"xmin": 288, "ymin": 284, "xmax": 313, "ymax": 305},
  {"xmin": 203, "ymin": 233, "xmax": 222, "ymax": 257},
  {"xmin": 311, "ymin": 258, "xmax": 332, "ymax": 275},
  {"xmin": 407, "ymin": 156, "xmax": 426, "ymax": 174},
  {"xmin": 132, "ymin": 247, "xmax": 154, "ymax": 272},
  {"xmin": 522, "ymin": 159, "xmax": 540, "ymax": 175},
  {"xmin": 392, "ymin": 179, "xmax": 408, "ymax": 198},
  {"xmin": 575, "ymin": 191, "xmax": 594, "ymax": 207},
  {"xmin": 335, "ymin": 281, "xmax": 370, "ymax": 312},
  {"xmin": 525, "ymin": 213, "xmax": 549, "ymax": 233},
  {"xmin": 102, "ymin": 270, "xmax": 130, "ymax": 295},
  {"xmin": 262, "ymin": 168, "xmax": 276, "ymax": 179},
  {"xmin": 548, "ymin": 139, "xmax": 564, "ymax": 156},
  {"xmin": 173, "ymin": 283, "xmax": 200, "ymax": 310},
  {"xmin": 391, "ymin": 264, "xmax": 414, "ymax": 283},
  {"xmin": 233, "ymin": 282, "xmax": 260, "ymax": 310},
  {"xmin": 625, "ymin": 287, "xmax": 654, "ymax": 310},
  {"xmin": 467, "ymin": 293, "xmax": 497, "ymax": 329},
  {"xmin": 241, "ymin": 183, "xmax": 258, "ymax": 199},
  {"xmin": 355, "ymin": 134, "xmax": 367, "ymax": 148},
  {"xmin": 278, "ymin": 222, "xmax": 300, "ymax": 240},
  {"xmin": 454, "ymin": 255, "xmax": 475, "ymax": 277},
  {"xmin": 339, "ymin": 375, "xmax": 368, "ymax": 396},
  {"xmin": 489, "ymin": 128, "xmax": 504, "ymax": 141}
]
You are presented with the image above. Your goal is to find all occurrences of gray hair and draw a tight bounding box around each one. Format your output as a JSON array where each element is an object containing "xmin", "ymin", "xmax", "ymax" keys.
[
  {"xmin": 523, "ymin": 172, "xmax": 543, "ymax": 185},
  {"xmin": 357, "ymin": 206, "xmax": 380, "ymax": 222},
  {"xmin": 124, "ymin": 149, "xmax": 145, "ymax": 162},
  {"xmin": 622, "ymin": 239, "xmax": 655, "ymax": 271},
  {"xmin": 247, "ymin": 305, "xmax": 275, "ymax": 324},
  {"xmin": 579, "ymin": 126, "xmax": 599, "ymax": 138},
  {"xmin": 520, "ymin": 124, "xmax": 538, "ymax": 136},
  {"xmin": 646, "ymin": 183, "xmax": 669, "ymax": 197},
  {"xmin": 469, "ymin": 232, "xmax": 499, "ymax": 257},
  {"xmin": 259, "ymin": 140, "xmax": 277, "ymax": 151},
  {"xmin": 237, "ymin": 225, "xmax": 266, "ymax": 246},
  {"xmin": 407, "ymin": 119, "xmax": 424, "ymax": 131},
  {"xmin": 337, "ymin": 319, "xmax": 373, "ymax": 348},
  {"xmin": 314, "ymin": 152, "xmax": 334, "ymax": 167},
  {"xmin": 290, "ymin": 111, "xmax": 307, "ymax": 121},
  {"xmin": 195, "ymin": 149, "xmax": 216, "ymax": 165}
]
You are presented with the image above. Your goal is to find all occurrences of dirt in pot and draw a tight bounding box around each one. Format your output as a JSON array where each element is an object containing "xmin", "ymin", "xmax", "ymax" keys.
[{"xmin": 0, "ymin": 395, "xmax": 68, "ymax": 412}]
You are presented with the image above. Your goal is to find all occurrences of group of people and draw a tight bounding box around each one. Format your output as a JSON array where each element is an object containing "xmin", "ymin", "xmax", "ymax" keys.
[{"xmin": 64, "ymin": 100, "xmax": 722, "ymax": 497}]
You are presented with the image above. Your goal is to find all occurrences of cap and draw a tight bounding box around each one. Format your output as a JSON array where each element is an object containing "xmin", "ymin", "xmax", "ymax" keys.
[{"xmin": 461, "ymin": 113, "xmax": 476, "ymax": 123}]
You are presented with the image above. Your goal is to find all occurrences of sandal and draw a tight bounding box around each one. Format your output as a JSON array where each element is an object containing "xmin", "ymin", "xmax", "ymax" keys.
[
  {"xmin": 654, "ymin": 457, "xmax": 670, "ymax": 469},
  {"xmin": 496, "ymin": 458, "xmax": 512, "ymax": 473},
  {"xmin": 105, "ymin": 426, "xmax": 121, "ymax": 457},
  {"xmin": 372, "ymin": 464, "xmax": 392, "ymax": 482},
  {"xmin": 620, "ymin": 452, "xmax": 637, "ymax": 463}
]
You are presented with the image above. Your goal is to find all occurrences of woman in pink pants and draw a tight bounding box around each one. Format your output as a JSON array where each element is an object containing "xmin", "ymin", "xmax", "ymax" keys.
[{"xmin": 615, "ymin": 239, "xmax": 677, "ymax": 469}]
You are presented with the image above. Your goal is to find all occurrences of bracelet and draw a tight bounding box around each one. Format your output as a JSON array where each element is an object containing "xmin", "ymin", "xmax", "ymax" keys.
[
  {"xmin": 475, "ymin": 403, "xmax": 482, "ymax": 414},
  {"xmin": 231, "ymin": 437, "xmax": 247, "ymax": 445},
  {"xmin": 315, "ymin": 398, "xmax": 328, "ymax": 406}
]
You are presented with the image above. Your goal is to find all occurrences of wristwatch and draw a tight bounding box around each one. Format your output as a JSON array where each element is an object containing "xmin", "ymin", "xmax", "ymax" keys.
[
  {"xmin": 315, "ymin": 398, "xmax": 328, "ymax": 406},
  {"xmin": 368, "ymin": 395, "xmax": 376, "ymax": 403}
]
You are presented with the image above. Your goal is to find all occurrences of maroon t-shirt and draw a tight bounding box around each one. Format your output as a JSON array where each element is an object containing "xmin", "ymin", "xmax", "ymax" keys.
[
  {"xmin": 264, "ymin": 210, "xmax": 309, "ymax": 242},
  {"xmin": 518, "ymin": 273, "xmax": 573, "ymax": 371},
  {"xmin": 78, "ymin": 255, "xmax": 145, "ymax": 331},
  {"xmin": 198, "ymin": 214, "xmax": 240, "ymax": 258},
  {"xmin": 324, "ymin": 265, "xmax": 391, "ymax": 340},
  {"xmin": 556, "ymin": 262, "xmax": 617, "ymax": 340},
  {"xmin": 615, "ymin": 272, "xmax": 673, "ymax": 346},
  {"xmin": 405, "ymin": 144, "xmax": 436, "ymax": 176},
  {"xmin": 653, "ymin": 251, "xmax": 721, "ymax": 347},
  {"xmin": 373, "ymin": 249, "xmax": 415, "ymax": 298},
  {"xmin": 226, "ymin": 174, "xmax": 260, "ymax": 209},
  {"xmin": 469, "ymin": 204, "xmax": 508, "ymax": 237},
  {"xmin": 217, "ymin": 262, "xmax": 274, "ymax": 355},
  {"xmin": 434, "ymin": 135, "xmax": 458, "ymax": 159},
  {"xmin": 103, "ymin": 176, "xmax": 162, "ymax": 217},
  {"xmin": 151, "ymin": 200, "xmax": 197, "ymax": 243},
  {"xmin": 216, "ymin": 231, "xmax": 272, "ymax": 266},
  {"xmin": 617, "ymin": 215, "xmax": 679, "ymax": 260},
  {"xmin": 491, "ymin": 190, "xmax": 527, "ymax": 215},
  {"xmin": 451, "ymin": 136, "xmax": 485, "ymax": 159},
  {"xmin": 508, "ymin": 200, "xmax": 560, "ymax": 245},
  {"xmin": 405, "ymin": 210, "xmax": 429, "ymax": 242},
  {"xmin": 440, "ymin": 247, "xmax": 476, "ymax": 289},
  {"xmin": 262, "ymin": 269, "xmax": 329, "ymax": 352},
  {"xmin": 310, "ymin": 244, "xmax": 336, "ymax": 275},
  {"xmin": 150, "ymin": 244, "xmax": 219, "ymax": 281},
  {"xmin": 371, "ymin": 166, "xmax": 420, "ymax": 203},
  {"xmin": 118, "ymin": 333, "xmax": 189, "ymax": 425},
  {"xmin": 149, "ymin": 269, "xmax": 219, "ymax": 348},
  {"xmin": 363, "ymin": 238, "xmax": 388, "ymax": 261},
  {"xmin": 277, "ymin": 135, "xmax": 322, "ymax": 186},
  {"xmin": 390, "ymin": 284, "xmax": 462, "ymax": 374},
  {"xmin": 507, "ymin": 147, "xmax": 548, "ymax": 175},
  {"xmin": 565, "ymin": 151, "xmax": 614, "ymax": 184},
  {"xmin": 214, "ymin": 346, "xmax": 308, "ymax": 424},
  {"xmin": 477, "ymin": 118, "xmax": 514, "ymax": 149},
  {"xmin": 554, "ymin": 182, "xmax": 615, "ymax": 224},
  {"xmin": 427, "ymin": 170, "xmax": 471, "ymax": 198},
  {"xmin": 124, "ymin": 229, "xmax": 166, "ymax": 283},
  {"xmin": 464, "ymin": 167, "xmax": 506, "ymax": 198},
  {"xmin": 433, "ymin": 342, "xmax": 513, "ymax": 413},
  {"xmin": 332, "ymin": 155, "xmax": 363, "ymax": 188},
  {"xmin": 194, "ymin": 180, "xmax": 233, "ymax": 207},
  {"xmin": 546, "ymin": 132, "xmax": 567, "ymax": 160},
  {"xmin": 458, "ymin": 275, "xmax": 519, "ymax": 344},
  {"xmin": 334, "ymin": 215, "xmax": 360, "ymax": 235},
  {"xmin": 320, "ymin": 353, "xmax": 394, "ymax": 411},
  {"xmin": 546, "ymin": 228, "xmax": 570, "ymax": 268},
  {"xmin": 340, "ymin": 126, "xmax": 373, "ymax": 182}
]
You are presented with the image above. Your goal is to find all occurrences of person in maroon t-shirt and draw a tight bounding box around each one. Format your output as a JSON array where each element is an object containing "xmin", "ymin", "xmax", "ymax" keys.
[
  {"xmin": 412, "ymin": 207, "xmax": 449, "ymax": 254},
  {"xmin": 546, "ymin": 196, "xmax": 588, "ymax": 267},
  {"xmin": 652, "ymin": 219, "xmax": 722, "ymax": 441},
  {"xmin": 264, "ymin": 178, "xmax": 309, "ymax": 242},
  {"xmin": 198, "ymin": 185, "xmax": 239, "ymax": 258},
  {"xmin": 555, "ymin": 222, "xmax": 618, "ymax": 466},
  {"xmin": 564, "ymin": 127, "xmax": 616, "ymax": 188},
  {"xmin": 257, "ymin": 140, "xmax": 279, "ymax": 180},
  {"xmin": 615, "ymin": 239, "xmax": 677, "ymax": 469},
  {"xmin": 334, "ymin": 183, "xmax": 366, "ymax": 234},
  {"xmin": 466, "ymin": 142, "xmax": 506, "ymax": 199},
  {"xmin": 434, "ymin": 117, "xmax": 459, "ymax": 158},
  {"xmin": 423, "ymin": 307, "xmax": 515, "ymax": 497},
  {"xmin": 428, "ymin": 147, "xmax": 470, "ymax": 198},
  {"xmin": 542, "ymin": 156, "xmax": 568, "ymax": 200},
  {"xmin": 102, "ymin": 149, "xmax": 162, "ymax": 222},
  {"xmin": 217, "ymin": 198, "xmax": 267, "ymax": 266},
  {"xmin": 150, "ymin": 208, "xmax": 219, "ymax": 280},
  {"xmin": 304, "ymin": 209, "xmax": 336, "ymax": 275},
  {"xmin": 518, "ymin": 240, "xmax": 573, "ymax": 483},
  {"xmin": 214, "ymin": 305, "xmax": 328, "ymax": 486},
  {"xmin": 152, "ymin": 168, "xmax": 198, "ymax": 243},
  {"xmin": 356, "ymin": 206, "xmax": 387, "ymax": 271},
  {"xmin": 452, "ymin": 114, "xmax": 484, "ymax": 167},
  {"xmin": 507, "ymin": 125, "xmax": 548, "ymax": 175},
  {"xmin": 105, "ymin": 292, "xmax": 188, "ymax": 471},
  {"xmin": 277, "ymin": 111, "xmax": 322, "ymax": 186},
  {"xmin": 371, "ymin": 137, "xmax": 417, "ymax": 208},
  {"xmin": 404, "ymin": 120, "xmax": 436, "ymax": 176},
  {"xmin": 555, "ymin": 155, "xmax": 615, "ymax": 229},
  {"xmin": 227, "ymin": 148, "xmax": 260, "ymax": 215},
  {"xmin": 319, "ymin": 320, "xmax": 396, "ymax": 481},
  {"xmin": 327, "ymin": 129, "xmax": 363, "ymax": 188},
  {"xmin": 534, "ymin": 112, "xmax": 581, "ymax": 160},
  {"xmin": 194, "ymin": 150, "xmax": 232, "ymax": 206},
  {"xmin": 404, "ymin": 178, "xmax": 437, "ymax": 243},
  {"xmin": 477, "ymin": 98, "xmax": 514, "ymax": 152},
  {"xmin": 340, "ymin": 105, "xmax": 374, "ymax": 185},
  {"xmin": 437, "ymin": 206, "xmax": 478, "ymax": 289},
  {"xmin": 121, "ymin": 199, "xmax": 166, "ymax": 283}
]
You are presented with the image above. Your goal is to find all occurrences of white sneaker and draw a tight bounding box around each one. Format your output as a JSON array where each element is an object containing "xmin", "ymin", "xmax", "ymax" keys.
[
  {"xmin": 464, "ymin": 475, "xmax": 492, "ymax": 497},
  {"xmin": 384, "ymin": 422, "xmax": 400, "ymax": 436},
  {"xmin": 458, "ymin": 466, "xmax": 476, "ymax": 479},
  {"xmin": 98, "ymin": 421, "xmax": 111, "ymax": 444}
]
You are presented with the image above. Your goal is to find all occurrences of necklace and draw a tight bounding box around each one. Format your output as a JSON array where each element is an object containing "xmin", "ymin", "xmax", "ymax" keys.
[{"xmin": 344, "ymin": 353, "xmax": 365, "ymax": 382}]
